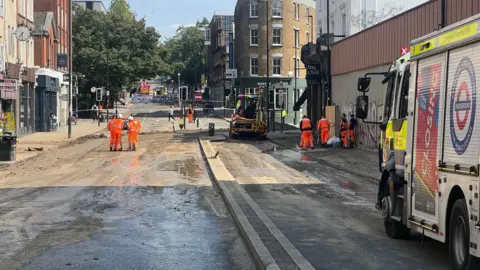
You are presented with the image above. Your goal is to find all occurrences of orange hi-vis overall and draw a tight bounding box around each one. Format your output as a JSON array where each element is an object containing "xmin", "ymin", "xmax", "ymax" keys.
[
  {"xmin": 340, "ymin": 119, "xmax": 350, "ymax": 148},
  {"xmin": 300, "ymin": 118, "xmax": 314, "ymax": 150},
  {"xmin": 107, "ymin": 119, "xmax": 118, "ymax": 149},
  {"xmin": 111, "ymin": 118, "xmax": 124, "ymax": 150},
  {"xmin": 187, "ymin": 108, "xmax": 194, "ymax": 123},
  {"xmin": 317, "ymin": 118, "xmax": 330, "ymax": 144},
  {"xmin": 128, "ymin": 120, "xmax": 141, "ymax": 145}
]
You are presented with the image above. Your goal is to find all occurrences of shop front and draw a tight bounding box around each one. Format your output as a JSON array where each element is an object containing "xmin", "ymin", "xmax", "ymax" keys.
[
  {"xmin": 18, "ymin": 68, "xmax": 37, "ymax": 136},
  {"xmin": 35, "ymin": 73, "xmax": 59, "ymax": 132},
  {"xmin": 3, "ymin": 63, "xmax": 21, "ymax": 135}
]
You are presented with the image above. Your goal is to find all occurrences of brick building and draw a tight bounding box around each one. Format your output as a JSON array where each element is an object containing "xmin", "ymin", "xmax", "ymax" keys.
[
  {"xmin": 34, "ymin": 0, "xmax": 71, "ymax": 130},
  {"xmin": 234, "ymin": 0, "xmax": 315, "ymax": 126},
  {"xmin": 206, "ymin": 11, "xmax": 234, "ymax": 104}
]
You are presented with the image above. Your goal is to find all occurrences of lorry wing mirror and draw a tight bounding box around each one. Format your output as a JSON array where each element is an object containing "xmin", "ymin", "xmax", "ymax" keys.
[
  {"xmin": 380, "ymin": 122, "xmax": 388, "ymax": 131},
  {"xmin": 357, "ymin": 77, "xmax": 371, "ymax": 93},
  {"xmin": 356, "ymin": 95, "xmax": 369, "ymax": 119}
]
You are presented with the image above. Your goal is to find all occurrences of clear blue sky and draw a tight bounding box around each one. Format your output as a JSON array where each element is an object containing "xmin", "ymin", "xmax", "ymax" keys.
[{"xmin": 102, "ymin": 0, "xmax": 236, "ymax": 39}]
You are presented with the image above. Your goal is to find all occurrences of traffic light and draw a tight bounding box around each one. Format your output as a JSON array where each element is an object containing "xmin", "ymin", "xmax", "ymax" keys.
[
  {"xmin": 96, "ymin": 88, "xmax": 103, "ymax": 101},
  {"xmin": 181, "ymin": 87, "xmax": 187, "ymax": 100}
]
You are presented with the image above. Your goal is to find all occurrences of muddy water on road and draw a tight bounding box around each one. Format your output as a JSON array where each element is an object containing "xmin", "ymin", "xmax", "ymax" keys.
[
  {"xmin": 214, "ymin": 139, "xmax": 449, "ymax": 270},
  {"xmin": 0, "ymin": 134, "xmax": 252, "ymax": 269}
]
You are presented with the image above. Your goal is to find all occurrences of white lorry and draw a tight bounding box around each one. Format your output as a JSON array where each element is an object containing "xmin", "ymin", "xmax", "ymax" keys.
[{"xmin": 356, "ymin": 14, "xmax": 480, "ymax": 270}]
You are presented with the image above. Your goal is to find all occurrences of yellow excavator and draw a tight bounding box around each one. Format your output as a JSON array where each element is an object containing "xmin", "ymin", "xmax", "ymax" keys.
[{"xmin": 229, "ymin": 87, "xmax": 268, "ymax": 139}]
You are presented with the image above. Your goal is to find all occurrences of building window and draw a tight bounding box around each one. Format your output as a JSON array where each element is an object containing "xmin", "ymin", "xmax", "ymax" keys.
[
  {"xmin": 294, "ymin": 29, "xmax": 299, "ymax": 47},
  {"xmin": 306, "ymin": 8, "xmax": 309, "ymax": 23},
  {"xmin": 272, "ymin": 27, "xmax": 282, "ymax": 46},
  {"xmin": 0, "ymin": 0, "xmax": 5, "ymax": 17},
  {"xmin": 273, "ymin": 57, "xmax": 282, "ymax": 75},
  {"xmin": 342, "ymin": 13, "xmax": 347, "ymax": 36},
  {"xmin": 250, "ymin": 28, "xmax": 259, "ymax": 46},
  {"xmin": 295, "ymin": 4, "xmax": 300, "ymax": 21},
  {"xmin": 293, "ymin": 58, "xmax": 300, "ymax": 77},
  {"xmin": 272, "ymin": 0, "xmax": 282, "ymax": 17},
  {"xmin": 9, "ymin": 27, "xmax": 15, "ymax": 56},
  {"xmin": 250, "ymin": 57, "xmax": 258, "ymax": 75},
  {"xmin": 275, "ymin": 89, "xmax": 287, "ymax": 109},
  {"xmin": 18, "ymin": 0, "xmax": 24, "ymax": 15},
  {"xmin": 57, "ymin": 5, "xmax": 60, "ymax": 25},
  {"xmin": 317, "ymin": 20, "xmax": 322, "ymax": 35},
  {"xmin": 245, "ymin": 88, "xmax": 258, "ymax": 95},
  {"xmin": 294, "ymin": 3, "xmax": 297, "ymax": 20},
  {"xmin": 250, "ymin": 1, "xmax": 258, "ymax": 17}
]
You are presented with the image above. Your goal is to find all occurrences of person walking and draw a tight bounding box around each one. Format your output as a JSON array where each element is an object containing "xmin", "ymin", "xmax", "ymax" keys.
[
  {"xmin": 299, "ymin": 115, "xmax": 314, "ymax": 150},
  {"xmin": 168, "ymin": 106, "xmax": 175, "ymax": 122},
  {"xmin": 92, "ymin": 104, "xmax": 98, "ymax": 121},
  {"xmin": 317, "ymin": 116, "xmax": 330, "ymax": 146}
]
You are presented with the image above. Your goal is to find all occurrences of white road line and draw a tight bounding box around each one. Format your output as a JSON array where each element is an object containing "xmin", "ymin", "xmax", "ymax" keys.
[{"xmin": 234, "ymin": 183, "xmax": 315, "ymax": 270}]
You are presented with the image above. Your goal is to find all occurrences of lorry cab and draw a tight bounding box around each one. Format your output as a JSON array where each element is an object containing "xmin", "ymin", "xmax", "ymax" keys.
[{"xmin": 356, "ymin": 13, "xmax": 480, "ymax": 270}]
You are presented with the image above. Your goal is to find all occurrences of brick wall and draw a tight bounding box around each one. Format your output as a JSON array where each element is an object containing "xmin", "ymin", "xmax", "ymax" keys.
[{"xmin": 234, "ymin": 0, "xmax": 315, "ymax": 78}]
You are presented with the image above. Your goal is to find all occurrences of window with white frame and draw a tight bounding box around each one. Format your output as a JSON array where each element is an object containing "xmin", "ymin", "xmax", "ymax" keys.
[
  {"xmin": 0, "ymin": 0, "xmax": 4, "ymax": 17},
  {"xmin": 28, "ymin": 0, "xmax": 33, "ymax": 20},
  {"xmin": 295, "ymin": 4, "xmax": 300, "ymax": 21},
  {"xmin": 245, "ymin": 88, "xmax": 258, "ymax": 95},
  {"xmin": 272, "ymin": 0, "xmax": 282, "ymax": 17},
  {"xmin": 306, "ymin": 8, "xmax": 309, "ymax": 23},
  {"xmin": 57, "ymin": 5, "xmax": 60, "ymax": 25},
  {"xmin": 294, "ymin": 29, "xmax": 299, "ymax": 47},
  {"xmin": 273, "ymin": 57, "xmax": 282, "ymax": 75},
  {"xmin": 306, "ymin": 32, "xmax": 309, "ymax": 44},
  {"xmin": 250, "ymin": 1, "xmax": 258, "ymax": 17},
  {"xmin": 293, "ymin": 3, "xmax": 297, "ymax": 20},
  {"xmin": 275, "ymin": 89, "xmax": 287, "ymax": 109},
  {"xmin": 342, "ymin": 13, "xmax": 347, "ymax": 36},
  {"xmin": 272, "ymin": 27, "xmax": 282, "ymax": 45},
  {"xmin": 250, "ymin": 27, "xmax": 259, "ymax": 46},
  {"xmin": 9, "ymin": 27, "xmax": 14, "ymax": 56},
  {"xmin": 250, "ymin": 57, "xmax": 259, "ymax": 75},
  {"xmin": 19, "ymin": 0, "xmax": 24, "ymax": 15}
]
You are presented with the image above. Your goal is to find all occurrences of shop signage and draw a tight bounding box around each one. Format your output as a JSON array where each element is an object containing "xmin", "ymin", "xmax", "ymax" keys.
[
  {"xmin": 0, "ymin": 79, "xmax": 18, "ymax": 100},
  {"xmin": 226, "ymin": 69, "xmax": 237, "ymax": 79},
  {"xmin": 306, "ymin": 64, "xmax": 322, "ymax": 81}
]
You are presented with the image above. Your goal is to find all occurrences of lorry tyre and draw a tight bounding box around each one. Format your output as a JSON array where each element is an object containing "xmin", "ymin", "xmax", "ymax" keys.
[
  {"xmin": 382, "ymin": 185, "xmax": 409, "ymax": 239},
  {"xmin": 449, "ymin": 199, "xmax": 480, "ymax": 270}
]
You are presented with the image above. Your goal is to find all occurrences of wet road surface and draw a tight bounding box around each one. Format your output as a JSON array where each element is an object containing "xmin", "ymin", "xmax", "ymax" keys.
[
  {"xmin": 0, "ymin": 133, "xmax": 252, "ymax": 269},
  {"xmin": 214, "ymin": 138, "xmax": 450, "ymax": 270}
]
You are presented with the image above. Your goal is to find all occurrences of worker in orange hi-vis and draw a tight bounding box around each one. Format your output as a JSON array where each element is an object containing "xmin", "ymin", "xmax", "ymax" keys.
[
  {"xmin": 114, "ymin": 114, "xmax": 124, "ymax": 151},
  {"xmin": 299, "ymin": 115, "xmax": 314, "ymax": 150},
  {"xmin": 187, "ymin": 106, "xmax": 194, "ymax": 123},
  {"xmin": 317, "ymin": 116, "xmax": 330, "ymax": 146},
  {"xmin": 107, "ymin": 115, "xmax": 117, "ymax": 151},
  {"xmin": 127, "ymin": 116, "xmax": 142, "ymax": 151}
]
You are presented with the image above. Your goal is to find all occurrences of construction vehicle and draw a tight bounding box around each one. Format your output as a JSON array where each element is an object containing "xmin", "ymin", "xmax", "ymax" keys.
[
  {"xmin": 356, "ymin": 14, "xmax": 480, "ymax": 270},
  {"xmin": 229, "ymin": 87, "xmax": 268, "ymax": 139}
]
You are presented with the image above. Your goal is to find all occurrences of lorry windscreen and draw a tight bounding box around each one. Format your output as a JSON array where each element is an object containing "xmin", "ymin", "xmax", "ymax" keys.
[{"xmin": 383, "ymin": 70, "xmax": 397, "ymax": 122}]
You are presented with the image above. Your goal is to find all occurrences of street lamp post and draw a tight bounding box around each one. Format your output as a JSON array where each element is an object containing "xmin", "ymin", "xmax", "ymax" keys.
[
  {"xmin": 68, "ymin": 0, "xmax": 73, "ymax": 138},
  {"xmin": 256, "ymin": 0, "xmax": 271, "ymax": 131},
  {"xmin": 177, "ymin": 73, "xmax": 181, "ymax": 108}
]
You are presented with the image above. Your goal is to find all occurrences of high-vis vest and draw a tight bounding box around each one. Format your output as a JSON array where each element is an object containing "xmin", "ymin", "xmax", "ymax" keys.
[
  {"xmin": 318, "ymin": 118, "xmax": 329, "ymax": 129},
  {"xmin": 301, "ymin": 118, "xmax": 312, "ymax": 130}
]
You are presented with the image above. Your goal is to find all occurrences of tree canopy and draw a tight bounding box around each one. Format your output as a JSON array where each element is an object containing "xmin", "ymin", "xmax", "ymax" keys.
[
  {"xmin": 72, "ymin": 3, "xmax": 169, "ymax": 105},
  {"xmin": 164, "ymin": 26, "xmax": 206, "ymax": 88},
  {"xmin": 109, "ymin": 0, "xmax": 135, "ymax": 19}
]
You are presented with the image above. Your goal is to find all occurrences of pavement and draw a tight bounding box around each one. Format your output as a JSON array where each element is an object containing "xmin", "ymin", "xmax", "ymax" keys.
[
  {"xmin": 0, "ymin": 113, "xmax": 253, "ymax": 269},
  {"xmin": 200, "ymin": 135, "xmax": 450, "ymax": 269},
  {"xmin": 1, "ymin": 103, "xmax": 133, "ymax": 167}
]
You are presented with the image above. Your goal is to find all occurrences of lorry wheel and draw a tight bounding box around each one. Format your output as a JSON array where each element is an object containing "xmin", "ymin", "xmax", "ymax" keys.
[
  {"xmin": 384, "ymin": 219, "xmax": 409, "ymax": 239},
  {"xmin": 449, "ymin": 199, "xmax": 480, "ymax": 270}
]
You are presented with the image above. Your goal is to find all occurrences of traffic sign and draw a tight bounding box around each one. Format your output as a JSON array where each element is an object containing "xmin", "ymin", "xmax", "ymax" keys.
[
  {"xmin": 90, "ymin": 87, "xmax": 96, "ymax": 93},
  {"xmin": 400, "ymin": 46, "xmax": 409, "ymax": 55},
  {"xmin": 95, "ymin": 88, "xmax": 103, "ymax": 101},
  {"xmin": 195, "ymin": 93, "xmax": 202, "ymax": 101},
  {"xmin": 225, "ymin": 69, "xmax": 237, "ymax": 79}
]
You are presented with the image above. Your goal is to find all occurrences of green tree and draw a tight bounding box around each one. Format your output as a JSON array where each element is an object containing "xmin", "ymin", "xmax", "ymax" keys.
[
  {"xmin": 72, "ymin": 4, "xmax": 168, "ymax": 107},
  {"xmin": 165, "ymin": 26, "xmax": 205, "ymax": 88},
  {"xmin": 109, "ymin": 0, "xmax": 135, "ymax": 18}
]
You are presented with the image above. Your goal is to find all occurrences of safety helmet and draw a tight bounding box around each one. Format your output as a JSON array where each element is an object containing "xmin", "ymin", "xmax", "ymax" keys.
[
  {"xmin": 128, "ymin": 116, "xmax": 133, "ymax": 121},
  {"xmin": 118, "ymin": 114, "xmax": 123, "ymax": 118}
]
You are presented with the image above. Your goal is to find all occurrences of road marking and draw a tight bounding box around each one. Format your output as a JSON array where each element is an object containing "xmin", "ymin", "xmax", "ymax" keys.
[
  {"xmin": 234, "ymin": 183, "xmax": 315, "ymax": 270},
  {"xmin": 109, "ymin": 175, "xmax": 117, "ymax": 183}
]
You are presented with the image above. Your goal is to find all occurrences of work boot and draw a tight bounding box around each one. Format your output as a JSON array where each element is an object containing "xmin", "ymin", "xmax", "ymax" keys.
[{"xmin": 110, "ymin": 147, "xmax": 113, "ymax": 151}]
